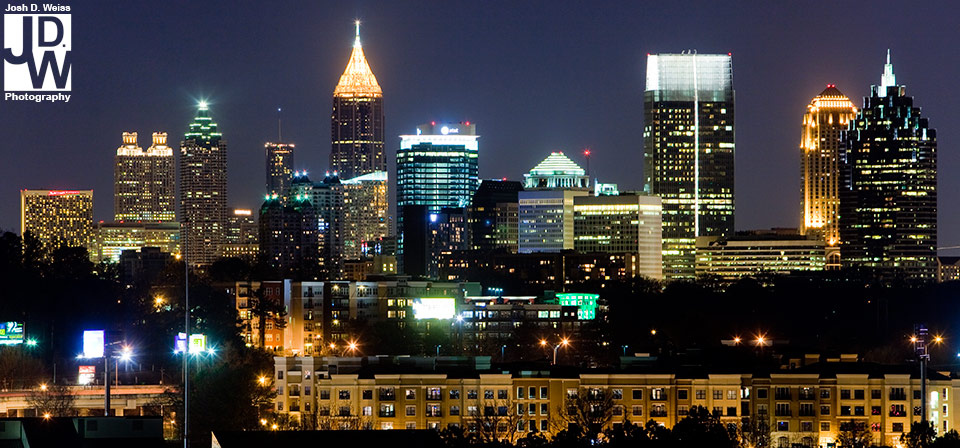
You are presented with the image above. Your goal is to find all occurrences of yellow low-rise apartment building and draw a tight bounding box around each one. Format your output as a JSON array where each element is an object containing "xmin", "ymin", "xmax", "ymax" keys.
[{"xmin": 274, "ymin": 356, "xmax": 957, "ymax": 447}]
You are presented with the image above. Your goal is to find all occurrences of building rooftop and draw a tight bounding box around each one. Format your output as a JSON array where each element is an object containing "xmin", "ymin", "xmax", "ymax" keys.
[
  {"xmin": 333, "ymin": 22, "xmax": 382, "ymax": 98},
  {"xmin": 527, "ymin": 152, "xmax": 585, "ymax": 177}
]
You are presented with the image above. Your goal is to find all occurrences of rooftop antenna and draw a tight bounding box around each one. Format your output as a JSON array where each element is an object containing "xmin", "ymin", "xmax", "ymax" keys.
[
  {"xmin": 277, "ymin": 107, "xmax": 282, "ymax": 141},
  {"xmin": 354, "ymin": 19, "xmax": 361, "ymax": 48}
]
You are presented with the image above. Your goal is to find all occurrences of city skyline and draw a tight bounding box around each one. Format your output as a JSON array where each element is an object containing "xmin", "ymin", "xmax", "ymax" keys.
[{"xmin": 2, "ymin": 2, "xmax": 959, "ymax": 251}]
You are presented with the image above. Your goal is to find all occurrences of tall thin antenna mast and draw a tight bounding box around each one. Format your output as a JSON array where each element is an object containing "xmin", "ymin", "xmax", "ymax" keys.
[{"xmin": 277, "ymin": 107, "xmax": 282, "ymax": 141}]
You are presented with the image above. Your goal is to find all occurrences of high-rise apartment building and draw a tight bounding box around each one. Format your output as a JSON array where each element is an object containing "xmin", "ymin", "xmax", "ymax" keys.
[
  {"xmin": 290, "ymin": 173, "xmax": 344, "ymax": 279},
  {"xmin": 341, "ymin": 171, "xmax": 389, "ymax": 260},
  {"xmin": 258, "ymin": 194, "xmax": 319, "ymax": 277},
  {"xmin": 799, "ymin": 85, "xmax": 856, "ymax": 268},
  {"xmin": 20, "ymin": 189, "xmax": 94, "ymax": 255},
  {"xmin": 397, "ymin": 122, "xmax": 479, "ymax": 271},
  {"xmin": 839, "ymin": 52, "xmax": 937, "ymax": 281},
  {"xmin": 265, "ymin": 142, "xmax": 294, "ymax": 199},
  {"xmin": 91, "ymin": 221, "xmax": 180, "ymax": 264},
  {"xmin": 331, "ymin": 22, "xmax": 384, "ymax": 180},
  {"xmin": 573, "ymin": 194, "xmax": 663, "ymax": 279},
  {"xmin": 114, "ymin": 132, "xmax": 176, "ymax": 222},
  {"xmin": 643, "ymin": 53, "xmax": 735, "ymax": 280},
  {"xmin": 696, "ymin": 229, "xmax": 825, "ymax": 283},
  {"xmin": 179, "ymin": 102, "xmax": 228, "ymax": 267}
]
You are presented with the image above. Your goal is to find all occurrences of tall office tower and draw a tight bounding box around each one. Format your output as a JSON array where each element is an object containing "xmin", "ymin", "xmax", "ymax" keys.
[
  {"xmin": 114, "ymin": 132, "xmax": 176, "ymax": 222},
  {"xmin": 518, "ymin": 189, "xmax": 589, "ymax": 253},
  {"xmin": 397, "ymin": 122, "xmax": 480, "ymax": 272},
  {"xmin": 258, "ymin": 194, "xmax": 319, "ymax": 278},
  {"xmin": 643, "ymin": 53, "xmax": 735, "ymax": 279},
  {"xmin": 179, "ymin": 101, "xmax": 228, "ymax": 267},
  {"xmin": 20, "ymin": 189, "xmax": 94, "ymax": 256},
  {"xmin": 331, "ymin": 22, "xmax": 384, "ymax": 180},
  {"xmin": 265, "ymin": 142, "xmax": 294, "ymax": 199},
  {"xmin": 573, "ymin": 194, "xmax": 663, "ymax": 279},
  {"xmin": 799, "ymin": 85, "xmax": 857, "ymax": 268},
  {"xmin": 467, "ymin": 179, "xmax": 524, "ymax": 253},
  {"xmin": 341, "ymin": 171, "xmax": 389, "ymax": 260},
  {"xmin": 91, "ymin": 222, "xmax": 180, "ymax": 264},
  {"xmin": 290, "ymin": 172, "xmax": 344, "ymax": 279},
  {"xmin": 839, "ymin": 52, "xmax": 937, "ymax": 281}
]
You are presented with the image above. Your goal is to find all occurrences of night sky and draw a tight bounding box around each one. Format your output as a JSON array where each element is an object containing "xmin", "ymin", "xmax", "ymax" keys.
[{"xmin": 2, "ymin": 1, "xmax": 958, "ymax": 249}]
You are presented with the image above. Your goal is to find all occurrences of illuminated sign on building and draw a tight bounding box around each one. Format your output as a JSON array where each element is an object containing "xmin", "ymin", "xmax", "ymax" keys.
[
  {"xmin": 78, "ymin": 365, "xmax": 95, "ymax": 385},
  {"xmin": 82, "ymin": 330, "xmax": 105, "ymax": 358},
  {"xmin": 0, "ymin": 322, "xmax": 24, "ymax": 345},
  {"xmin": 47, "ymin": 190, "xmax": 81, "ymax": 196},
  {"xmin": 412, "ymin": 298, "xmax": 456, "ymax": 320}
]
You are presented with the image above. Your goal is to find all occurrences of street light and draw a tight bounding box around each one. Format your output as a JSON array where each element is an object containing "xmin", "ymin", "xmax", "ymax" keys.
[
  {"xmin": 541, "ymin": 338, "xmax": 570, "ymax": 365},
  {"xmin": 258, "ymin": 376, "xmax": 267, "ymax": 386},
  {"xmin": 39, "ymin": 383, "xmax": 47, "ymax": 391},
  {"xmin": 733, "ymin": 336, "xmax": 742, "ymax": 345}
]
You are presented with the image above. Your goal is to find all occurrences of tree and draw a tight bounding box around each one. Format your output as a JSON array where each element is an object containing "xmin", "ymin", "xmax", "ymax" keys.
[
  {"xmin": 252, "ymin": 284, "xmax": 287, "ymax": 350},
  {"xmin": 903, "ymin": 421, "xmax": 938, "ymax": 448},
  {"xmin": 462, "ymin": 395, "xmax": 523, "ymax": 445},
  {"xmin": 0, "ymin": 347, "xmax": 45, "ymax": 390},
  {"xmin": 552, "ymin": 387, "xmax": 616, "ymax": 441},
  {"xmin": 672, "ymin": 406, "xmax": 738, "ymax": 448},
  {"xmin": 741, "ymin": 412, "xmax": 772, "ymax": 448},
  {"xmin": 27, "ymin": 383, "xmax": 75, "ymax": 417},
  {"xmin": 838, "ymin": 420, "xmax": 872, "ymax": 448},
  {"xmin": 932, "ymin": 430, "xmax": 960, "ymax": 448}
]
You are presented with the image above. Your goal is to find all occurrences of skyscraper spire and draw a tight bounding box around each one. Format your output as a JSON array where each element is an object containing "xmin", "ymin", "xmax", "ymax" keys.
[
  {"xmin": 354, "ymin": 20, "xmax": 361, "ymax": 48},
  {"xmin": 879, "ymin": 49, "xmax": 896, "ymax": 97},
  {"xmin": 334, "ymin": 20, "xmax": 382, "ymax": 98}
]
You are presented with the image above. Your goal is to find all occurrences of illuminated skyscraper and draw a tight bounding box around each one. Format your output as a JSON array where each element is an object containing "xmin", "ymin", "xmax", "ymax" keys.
[
  {"xmin": 20, "ymin": 189, "xmax": 94, "ymax": 255},
  {"xmin": 265, "ymin": 142, "xmax": 294, "ymax": 199},
  {"xmin": 839, "ymin": 51, "xmax": 937, "ymax": 281},
  {"xmin": 643, "ymin": 53, "xmax": 735, "ymax": 279},
  {"xmin": 467, "ymin": 179, "xmax": 524, "ymax": 253},
  {"xmin": 341, "ymin": 171, "xmax": 389, "ymax": 260},
  {"xmin": 331, "ymin": 22, "xmax": 384, "ymax": 180},
  {"xmin": 114, "ymin": 132, "xmax": 176, "ymax": 222},
  {"xmin": 179, "ymin": 102, "xmax": 228, "ymax": 267},
  {"xmin": 799, "ymin": 85, "xmax": 856, "ymax": 268},
  {"xmin": 396, "ymin": 122, "xmax": 479, "ymax": 272},
  {"xmin": 290, "ymin": 172, "xmax": 344, "ymax": 279},
  {"xmin": 258, "ymin": 193, "xmax": 319, "ymax": 278}
]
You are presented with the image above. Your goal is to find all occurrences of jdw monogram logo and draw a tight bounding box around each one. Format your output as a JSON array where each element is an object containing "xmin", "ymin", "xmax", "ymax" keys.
[{"xmin": 3, "ymin": 14, "xmax": 72, "ymax": 91}]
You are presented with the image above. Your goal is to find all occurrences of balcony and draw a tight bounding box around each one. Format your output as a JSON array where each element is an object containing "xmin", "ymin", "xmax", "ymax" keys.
[
  {"xmin": 889, "ymin": 409, "xmax": 906, "ymax": 417},
  {"xmin": 379, "ymin": 411, "xmax": 395, "ymax": 418},
  {"xmin": 890, "ymin": 392, "xmax": 907, "ymax": 401},
  {"xmin": 774, "ymin": 392, "xmax": 791, "ymax": 400},
  {"xmin": 650, "ymin": 409, "xmax": 668, "ymax": 418},
  {"xmin": 379, "ymin": 390, "xmax": 396, "ymax": 401}
]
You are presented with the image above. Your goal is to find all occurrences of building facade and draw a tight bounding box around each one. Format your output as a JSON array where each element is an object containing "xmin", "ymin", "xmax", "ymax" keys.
[
  {"xmin": 518, "ymin": 190, "xmax": 589, "ymax": 253},
  {"xmin": 799, "ymin": 86, "xmax": 856, "ymax": 269},
  {"xmin": 114, "ymin": 132, "xmax": 176, "ymax": 223},
  {"xmin": 179, "ymin": 102, "xmax": 228, "ymax": 267},
  {"xmin": 397, "ymin": 122, "xmax": 480, "ymax": 271},
  {"xmin": 20, "ymin": 189, "xmax": 94, "ymax": 256},
  {"xmin": 266, "ymin": 142, "xmax": 295, "ymax": 199},
  {"xmin": 573, "ymin": 194, "xmax": 663, "ymax": 279},
  {"xmin": 839, "ymin": 52, "xmax": 938, "ymax": 281},
  {"xmin": 643, "ymin": 53, "xmax": 735, "ymax": 280},
  {"xmin": 273, "ymin": 358, "xmax": 957, "ymax": 446},
  {"xmin": 259, "ymin": 194, "xmax": 320, "ymax": 278},
  {"xmin": 342, "ymin": 171, "xmax": 389, "ymax": 261},
  {"xmin": 290, "ymin": 173, "xmax": 345, "ymax": 279},
  {"xmin": 695, "ymin": 229, "xmax": 825, "ymax": 282},
  {"xmin": 331, "ymin": 23, "xmax": 384, "ymax": 180}
]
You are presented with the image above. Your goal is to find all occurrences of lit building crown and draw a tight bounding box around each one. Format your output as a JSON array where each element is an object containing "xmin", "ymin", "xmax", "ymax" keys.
[
  {"xmin": 333, "ymin": 21, "xmax": 382, "ymax": 98},
  {"xmin": 184, "ymin": 102, "xmax": 222, "ymax": 140},
  {"xmin": 527, "ymin": 152, "xmax": 585, "ymax": 177},
  {"xmin": 879, "ymin": 49, "xmax": 896, "ymax": 97}
]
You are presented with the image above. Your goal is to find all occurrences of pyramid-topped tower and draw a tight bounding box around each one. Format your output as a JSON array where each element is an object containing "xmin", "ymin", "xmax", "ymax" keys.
[{"xmin": 330, "ymin": 21, "xmax": 385, "ymax": 180}]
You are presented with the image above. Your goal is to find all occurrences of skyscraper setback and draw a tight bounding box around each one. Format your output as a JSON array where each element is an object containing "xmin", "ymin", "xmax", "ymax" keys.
[
  {"xmin": 839, "ymin": 52, "xmax": 937, "ymax": 281},
  {"xmin": 114, "ymin": 132, "xmax": 176, "ymax": 222},
  {"xmin": 799, "ymin": 85, "xmax": 856, "ymax": 268},
  {"xmin": 643, "ymin": 53, "xmax": 735, "ymax": 279},
  {"xmin": 179, "ymin": 102, "xmax": 228, "ymax": 267},
  {"xmin": 331, "ymin": 22, "xmax": 384, "ymax": 180}
]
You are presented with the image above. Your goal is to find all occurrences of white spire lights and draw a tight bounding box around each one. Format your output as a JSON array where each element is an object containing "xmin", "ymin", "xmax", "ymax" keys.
[{"xmin": 879, "ymin": 49, "xmax": 896, "ymax": 97}]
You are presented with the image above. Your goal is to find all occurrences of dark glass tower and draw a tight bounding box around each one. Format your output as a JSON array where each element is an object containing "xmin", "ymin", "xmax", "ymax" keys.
[
  {"xmin": 265, "ymin": 141, "xmax": 294, "ymax": 200},
  {"xmin": 331, "ymin": 23, "xmax": 384, "ymax": 180},
  {"xmin": 179, "ymin": 102, "xmax": 227, "ymax": 267},
  {"xmin": 839, "ymin": 52, "xmax": 937, "ymax": 281},
  {"xmin": 643, "ymin": 53, "xmax": 735, "ymax": 279}
]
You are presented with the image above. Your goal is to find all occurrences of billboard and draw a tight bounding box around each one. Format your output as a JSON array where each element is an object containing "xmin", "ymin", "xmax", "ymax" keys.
[
  {"xmin": 78, "ymin": 365, "xmax": 95, "ymax": 385},
  {"xmin": 412, "ymin": 298, "xmax": 455, "ymax": 320},
  {"xmin": 0, "ymin": 322, "xmax": 24, "ymax": 345},
  {"xmin": 82, "ymin": 330, "xmax": 105, "ymax": 358},
  {"xmin": 174, "ymin": 333, "xmax": 187, "ymax": 353}
]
